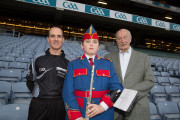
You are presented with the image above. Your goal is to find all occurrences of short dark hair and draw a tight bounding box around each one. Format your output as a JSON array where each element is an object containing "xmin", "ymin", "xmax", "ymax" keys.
[{"xmin": 48, "ymin": 25, "xmax": 64, "ymax": 37}]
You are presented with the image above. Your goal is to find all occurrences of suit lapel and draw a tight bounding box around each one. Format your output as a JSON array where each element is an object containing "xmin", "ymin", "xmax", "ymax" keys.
[
  {"xmin": 80, "ymin": 56, "xmax": 91, "ymax": 70},
  {"xmin": 93, "ymin": 56, "xmax": 101, "ymax": 69},
  {"xmin": 124, "ymin": 50, "xmax": 137, "ymax": 79},
  {"xmin": 113, "ymin": 52, "xmax": 123, "ymax": 83}
]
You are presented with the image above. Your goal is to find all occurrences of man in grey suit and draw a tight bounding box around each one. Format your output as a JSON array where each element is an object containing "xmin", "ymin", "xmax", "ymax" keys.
[{"xmin": 105, "ymin": 29, "xmax": 154, "ymax": 120}]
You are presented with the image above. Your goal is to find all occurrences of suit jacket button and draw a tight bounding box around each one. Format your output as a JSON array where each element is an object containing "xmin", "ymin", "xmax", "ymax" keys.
[{"xmin": 92, "ymin": 101, "xmax": 95, "ymax": 103}]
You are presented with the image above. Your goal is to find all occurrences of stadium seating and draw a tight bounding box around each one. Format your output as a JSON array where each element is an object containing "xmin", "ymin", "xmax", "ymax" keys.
[
  {"xmin": 0, "ymin": 56, "xmax": 15, "ymax": 62},
  {"xmin": 157, "ymin": 77, "xmax": 170, "ymax": 86},
  {"xmin": 169, "ymin": 77, "xmax": 180, "ymax": 86},
  {"xmin": 0, "ymin": 81, "xmax": 11, "ymax": 106},
  {"xmin": 0, "ymin": 69, "xmax": 22, "ymax": 82},
  {"xmin": 12, "ymin": 48, "xmax": 24, "ymax": 54},
  {"xmin": 0, "ymin": 35, "xmax": 180, "ymax": 119},
  {"xmin": 1, "ymin": 48, "xmax": 12, "ymax": 54},
  {"xmin": 165, "ymin": 85, "xmax": 180, "ymax": 102},
  {"xmin": 15, "ymin": 57, "xmax": 30, "ymax": 63},
  {"xmin": 168, "ymin": 68, "xmax": 176, "ymax": 77},
  {"xmin": 150, "ymin": 85, "xmax": 168, "ymax": 103},
  {"xmin": 0, "ymin": 51, "xmax": 6, "ymax": 57},
  {"xmin": 157, "ymin": 101, "xmax": 180, "ymax": 120},
  {"xmin": 10, "ymin": 82, "xmax": 32, "ymax": 104},
  {"xmin": 7, "ymin": 53, "xmax": 20, "ymax": 58},
  {"xmin": 21, "ymin": 70, "xmax": 28, "ymax": 82},
  {"xmin": 20, "ymin": 53, "xmax": 33, "ymax": 59},
  {"xmin": 178, "ymin": 102, "xmax": 180, "ymax": 111},
  {"xmin": 8, "ymin": 62, "xmax": 28, "ymax": 71},
  {"xmin": 149, "ymin": 102, "xmax": 161, "ymax": 120},
  {"xmin": 0, "ymin": 61, "xmax": 9, "ymax": 70},
  {"xmin": 165, "ymin": 85, "xmax": 179, "ymax": 94},
  {"xmin": 153, "ymin": 71, "xmax": 161, "ymax": 76},
  {"xmin": 160, "ymin": 72, "xmax": 170, "ymax": 77},
  {"xmin": 157, "ymin": 65, "xmax": 163, "ymax": 72},
  {"xmin": 153, "ymin": 76, "xmax": 159, "ymax": 84},
  {"xmin": 0, "ymin": 104, "xmax": 29, "ymax": 120}
]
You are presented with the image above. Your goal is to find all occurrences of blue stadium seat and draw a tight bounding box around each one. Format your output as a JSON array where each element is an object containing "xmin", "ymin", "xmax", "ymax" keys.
[
  {"xmin": 21, "ymin": 53, "xmax": 33, "ymax": 59},
  {"xmin": 157, "ymin": 77, "xmax": 170, "ymax": 86},
  {"xmin": 0, "ymin": 61, "xmax": 9, "ymax": 70},
  {"xmin": 169, "ymin": 77, "xmax": 180, "ymax": 86},
  {"xmin": 11, "ymin": 82, "xmax": 32, "ymax": 104},
  {"xmin": 12, "ymin": 48, "xmax": 24, "ymax": 54},
  {"xmin": 22, "ymin": 70, "xmax": 28, "ymax": 82},
  {"xmin": 165, "ymin": 86, "xmax": 179, "ymax": 94},
  {"xmin": 9, "ymin": 62, "xmax": 28, "ymax": 71},
  {"xmin": 162, "ymin": 67, "xmax": 167, "ymax": 72},
  {"xmin": 150, "ymin": 85, "xmax": 168, "ymax": 103},
  {"xmin": 160, "ymin": 72, "xmax": 170, "ymax": 77},
  {"xmin": 0, "ymin": 69, "xmax": 22, "ymax": 82},
  {"xmin": 0, "ymin": 56, "xmax": 15, "ymax": 62},
  {"xmin": 168, "ymin": 68, "xmax": 175, "ymax": 77},
  {"xmin": 165, "ymin": 85, "xmax": 180, "ymax": 103},
  {"xmin": 157, "ymin": 65, "xmax": 163, "ymax": 72},
  {"xmin": 7, "ymin": 53, "xmax": 20, "ymax": 58},
  {"xmin": 0, "ymin": 81, "xmax": 11, "ymax": 106},
  {"xmin": 154, "ymin": 77, "xmax": 157, "ymax": 82},
  {"xmin": 0, "ymin": 51, "xmax": 6, "ymax": 57},
  {"xmin": 157, "ymin": 101, "xmax": 180, "ymax": 120},
  {"xmin": 24, "ymin": 50, "xmax": 34, "ymax": 55},
  {"xmin": 15, "ymin": 57, "xmax": 30, "ymax": 63},
  {"xmin": 153, "ymin": 71, "xmax": 161, "ymax": 76},
  {"xmin": 149, "ymin": 102, "xmax": 161, "ymax": 120},
  {"xmin": 0, "ymin": 104, "xmax": 29, "ymax": 120},
  {"xmin": 1, "ymin": 48, "xmax": 12, "ymax": 53},
  {"xmin": 178, "ymin": 102, "xmax": 180, "ymax": 111},
  {"xmin": 151, "ymin": 67, "xmax": 156, "ymax": 71}
]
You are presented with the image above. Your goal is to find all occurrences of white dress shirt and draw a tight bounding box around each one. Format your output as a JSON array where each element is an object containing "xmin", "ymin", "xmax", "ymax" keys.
[
  {"xmin": 85, "ymin": 54, "xmax": 95, "ymax": 63},
  {"xmin": 119, "ymin": 47, "xmax": 132, "ymax": 82}
]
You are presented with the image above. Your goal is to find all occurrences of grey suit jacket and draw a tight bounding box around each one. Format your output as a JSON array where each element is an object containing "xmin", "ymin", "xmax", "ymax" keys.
[{"xmin": 105, "ymin": 49, "xmax": 154, "ymax": 120}]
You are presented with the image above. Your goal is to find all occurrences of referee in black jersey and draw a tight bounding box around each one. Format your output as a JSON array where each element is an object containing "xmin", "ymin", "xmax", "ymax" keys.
[{"xmin": 26, "ymin": 26, "xmax": 69, "ymax": 120}]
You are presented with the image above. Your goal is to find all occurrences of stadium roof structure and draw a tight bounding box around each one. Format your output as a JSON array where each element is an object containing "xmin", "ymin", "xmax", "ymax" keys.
[{"xmin": 0, "ymin": 0, "xmax": 180, "ymax": 41}]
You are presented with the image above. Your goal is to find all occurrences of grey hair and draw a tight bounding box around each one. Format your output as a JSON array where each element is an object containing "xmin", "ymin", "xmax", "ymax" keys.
[{"xmin": 115, "ymin": 28, "xmax": 132, "ymax": 39}]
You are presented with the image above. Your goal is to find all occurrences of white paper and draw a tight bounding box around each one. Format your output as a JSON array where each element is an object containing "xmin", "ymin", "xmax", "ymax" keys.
[{"xmin": 113, "ymin": 88, "xmax": 138, "ymax": 112}]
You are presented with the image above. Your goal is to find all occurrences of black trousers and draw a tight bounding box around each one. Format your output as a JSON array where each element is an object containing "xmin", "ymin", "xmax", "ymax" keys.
[{"xmin": 28, "ymin": 97, "xmax": 66, "ymax": 120}]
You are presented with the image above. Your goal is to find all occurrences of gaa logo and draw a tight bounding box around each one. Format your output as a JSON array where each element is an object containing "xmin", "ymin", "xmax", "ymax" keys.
[
  {"xmin": 173, "ymin": 25, "xmax": 180, "ymax": 31},
  {"xmin": 63, "ymin": 1, "xmax": 78, "ymax": 10},
  {"xmin": 136, "ymin": 17, "xmax": 148, "ymax": 25},
  {"xmin": 90, "ymin": 7, "xmax": 104, "ymax": 16},
  {"xmin": 32, "ymin": 0, "xmax": 50, "ymax": 5},
  {"xmin": 39, "ymin": 68, "xmax": 46, "ymax": 72},
  {"xmin": 115, "ymin": 12, "xmax": 127, "ymax": 20},
  {"xmin": 156, "ymin": 21, "xmax": 166, "ymax": 28}
]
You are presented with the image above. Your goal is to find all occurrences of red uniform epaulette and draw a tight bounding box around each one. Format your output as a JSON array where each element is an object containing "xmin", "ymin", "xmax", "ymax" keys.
[
  {"xmin": 101, "ymin": 57, "xmax": 112, "ymax": 62},
  {"xmin": 70, "ymin": 57, "xmax": 81, "ymax": 62},
  {"xmin": 95, "ymin": 54, "xmax": 101, "ymax": 60}
]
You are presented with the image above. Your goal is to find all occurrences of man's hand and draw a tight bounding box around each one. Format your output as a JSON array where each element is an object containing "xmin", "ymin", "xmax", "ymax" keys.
[
  {"xmin": 86, "ymin": 104, "xmax": 105, "ymax": 118},
  {"xmin": 77, "ymin": 117, "xmax": 85, "ymax": 120}
]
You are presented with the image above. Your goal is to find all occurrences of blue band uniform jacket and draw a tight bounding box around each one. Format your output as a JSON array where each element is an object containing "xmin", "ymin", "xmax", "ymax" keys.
[{"xmin": 62, "ymin": 54, "xmax": 123, "ymax": 120}]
